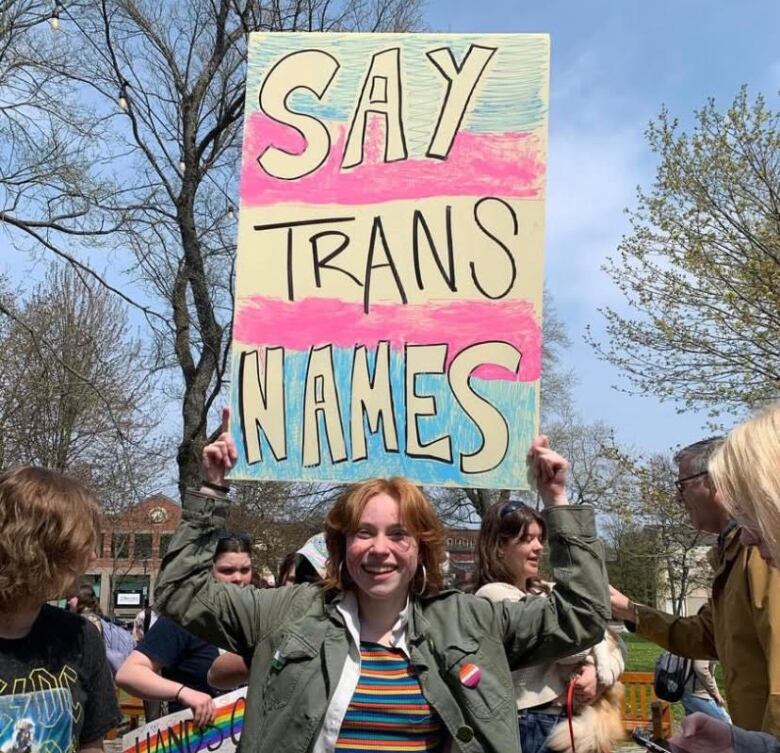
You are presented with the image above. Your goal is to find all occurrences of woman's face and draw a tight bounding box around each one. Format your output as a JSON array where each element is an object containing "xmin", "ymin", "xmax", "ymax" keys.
[
  {"xmin": 500, "ymin": 521, "xmax": 545, "ymax": 587},
  {"xmin": 212, "ymin": 551, "xmax": 253, "ymax": 586},
  {"xmin": 345, "ymin": 493, "xmax": 419, "ymax": 606}
]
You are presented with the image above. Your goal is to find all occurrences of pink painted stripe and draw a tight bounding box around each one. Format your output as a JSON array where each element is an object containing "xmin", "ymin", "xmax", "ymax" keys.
[
  {"xmin": 233, "ymin": 297, "xmax": 541, "ymax": 381},
  {"xmin": 239, "ymin": 113, "xmax": 545, "ymax": 206}
]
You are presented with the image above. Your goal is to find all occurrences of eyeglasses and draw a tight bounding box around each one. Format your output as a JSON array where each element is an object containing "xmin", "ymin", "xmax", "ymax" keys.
[
  {"xmin": 674, "ymin": 470, "xmax": 708, "ymax": 494},
  {"xmin": 499, "ymin": 500, "xmax": 530, "ymax": 518}
]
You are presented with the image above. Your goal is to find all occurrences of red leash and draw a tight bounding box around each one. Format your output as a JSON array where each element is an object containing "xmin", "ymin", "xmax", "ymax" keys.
[{"xmin": 566, "ymin": 678, "xmax": 577, "ymax": 753}]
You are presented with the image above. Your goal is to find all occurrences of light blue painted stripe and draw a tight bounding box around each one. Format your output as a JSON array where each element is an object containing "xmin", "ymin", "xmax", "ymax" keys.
[{"xmin": 229, "ymin": 347, "xmax": 537, "ymax": 489}]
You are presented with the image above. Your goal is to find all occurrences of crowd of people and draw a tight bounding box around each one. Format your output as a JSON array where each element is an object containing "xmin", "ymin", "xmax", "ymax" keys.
[{"xmin": 0, "ymin": 400, "xmax": 778, "ymax": 753}]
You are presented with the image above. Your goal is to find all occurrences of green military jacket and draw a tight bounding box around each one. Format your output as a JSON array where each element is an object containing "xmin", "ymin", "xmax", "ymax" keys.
[{"xmin": 154, "ymin": 492, "xmax": 610, "ymax": 753}]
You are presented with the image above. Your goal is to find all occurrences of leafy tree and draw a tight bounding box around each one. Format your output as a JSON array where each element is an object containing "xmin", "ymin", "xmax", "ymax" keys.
[
  {"xmin": 601, "ymin": 449, "xmax": 713, "ymax": 615},
  {"xmin": 591, "ymin": 88, "xmax": 780, "ymax": 416}
]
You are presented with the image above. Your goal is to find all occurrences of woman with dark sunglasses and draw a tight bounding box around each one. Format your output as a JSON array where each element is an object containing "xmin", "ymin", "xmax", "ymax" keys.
[{"xmin": 475, "ymin": 500, "xmax": 626, "ymax": 753}]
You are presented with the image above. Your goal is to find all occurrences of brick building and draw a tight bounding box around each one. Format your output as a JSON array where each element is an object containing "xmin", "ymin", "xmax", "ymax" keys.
[
  {"xmin": 444, "ymin": 528, "xmax": 479, "ymax": 590},
  {"xmin": 83, "ymin": 495, "xmax": 181, "ymax": 618}
]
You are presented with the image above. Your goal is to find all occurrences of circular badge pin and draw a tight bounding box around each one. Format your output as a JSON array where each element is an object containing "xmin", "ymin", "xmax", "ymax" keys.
[{"xmin": 459, "ymin": 662, "xmax": 481, "ymax": 688}]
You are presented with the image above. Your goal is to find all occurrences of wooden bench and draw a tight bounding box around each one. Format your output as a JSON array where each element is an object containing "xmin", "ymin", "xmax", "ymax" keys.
[
  {"xmin": 105, "ymin": 690, "xmax": 145, "ymax": 740},
  {"xmin": 621, "ymin": 671, "xmax": 673, "ymax": 740}
]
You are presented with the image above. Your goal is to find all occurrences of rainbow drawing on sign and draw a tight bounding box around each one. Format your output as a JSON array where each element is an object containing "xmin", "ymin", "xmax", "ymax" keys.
[{"xmin": 122, "ymin": 691, "xmax": 245, "ymax": 753}]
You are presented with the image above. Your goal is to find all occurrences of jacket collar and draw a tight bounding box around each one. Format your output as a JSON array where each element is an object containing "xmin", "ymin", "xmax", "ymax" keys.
[
  {"xmin": 710, "ymin": 521, "xmax": 743, "ymax": 576},
  {"xmin": 408, "ymin": 588, "xmax": 461, "ymax": 645},
  {"xmin": 326, "ymin": 590, "xmax": 412, "ymax": 655}
]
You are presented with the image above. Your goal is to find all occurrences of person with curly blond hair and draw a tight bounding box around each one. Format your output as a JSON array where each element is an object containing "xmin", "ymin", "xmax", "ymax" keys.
[{"xmin": 0, "ymin": 467, "xmax": 121, "ymax": 753}]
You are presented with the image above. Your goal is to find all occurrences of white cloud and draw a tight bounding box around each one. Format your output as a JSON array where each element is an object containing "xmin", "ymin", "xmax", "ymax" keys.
[{"xmin": 544, "ymin": 125, "xmax": 650, "ymax": 310}]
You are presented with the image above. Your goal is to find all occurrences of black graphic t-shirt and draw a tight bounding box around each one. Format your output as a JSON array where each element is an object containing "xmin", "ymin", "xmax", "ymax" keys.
[{"xmin": 0, "ymin": 605, "xmax": 122, "ymax": 752}]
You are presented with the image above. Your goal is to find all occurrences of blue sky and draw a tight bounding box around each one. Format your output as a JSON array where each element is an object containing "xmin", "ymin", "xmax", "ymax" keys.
[{"xmin": 425, "ymin": 0, "xmax": 780, "ymax": 455}]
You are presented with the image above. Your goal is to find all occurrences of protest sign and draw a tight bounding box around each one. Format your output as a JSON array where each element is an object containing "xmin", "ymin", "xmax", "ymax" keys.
[
  {"xmin": 230, "ymin": 33, "xmax": 549, "ymax": 488},
  {"xmin": 121, "ymin": 689, "xmax": 246, "ymax": 753}
]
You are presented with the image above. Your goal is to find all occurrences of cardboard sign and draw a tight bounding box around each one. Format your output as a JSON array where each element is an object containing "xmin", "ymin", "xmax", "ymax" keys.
[
  {"xmin": 230, "ymin": 33, "xmax": 549, "ymax": 488},
  {"xmin": 121, "ymin": 689, "xmax": 246, "ymax": 753}
]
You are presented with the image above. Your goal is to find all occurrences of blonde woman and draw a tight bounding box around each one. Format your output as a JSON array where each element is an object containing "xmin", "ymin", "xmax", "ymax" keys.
[
  {"xmin": 710, "ymin": 401, "xmax": 780, "ymax": 567},
  {"xmin": 669, "ymin": 401, "xmax": 780, "ymax": 753}
]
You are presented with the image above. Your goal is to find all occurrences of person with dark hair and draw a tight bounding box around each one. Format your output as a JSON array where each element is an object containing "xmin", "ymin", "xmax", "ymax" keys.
[
  {"xmin": 210, "ymin": 534, "xmax": 327, "ymax": 690},
  {"xmin": 475, "ymin": 500, "xmax": 625, "ymax": 753},
  {"xmin": 151, "ymin": 409, "xmax": 610, "ymax": 753},
  {"xmin": 69, "ymin": 585, "xmax": 104, "ymax": 635},
  {"xmin": 611, "ymin": 435, "xmax": 780, "ymax": 736},
  {"xmin": 0, "ymin": 467, "xmax": 121, "ymax": 753},
  {"xmin": 115, "ymin": 532, "xmax": 253, "ymax": 725}
]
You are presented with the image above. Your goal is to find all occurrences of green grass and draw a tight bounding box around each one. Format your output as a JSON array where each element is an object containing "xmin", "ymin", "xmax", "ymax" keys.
[{"xmin": 623, "ymin": 632, "xmax": 666, "ymax": 672}]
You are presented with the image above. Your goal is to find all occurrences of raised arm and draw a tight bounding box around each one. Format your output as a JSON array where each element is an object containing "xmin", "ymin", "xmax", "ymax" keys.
[
  {"xmin": 154, "ymin": 408, "xmax": 308, "ymax": 655},
  {"xmin": 500, "ymin": 437, "xmax": 610, "ymax": 666}
]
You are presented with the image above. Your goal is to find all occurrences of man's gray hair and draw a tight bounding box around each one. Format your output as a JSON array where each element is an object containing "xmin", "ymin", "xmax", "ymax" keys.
[{"xmin": 673, "ymin": 436, "xmax": 725, "ymax": 475}]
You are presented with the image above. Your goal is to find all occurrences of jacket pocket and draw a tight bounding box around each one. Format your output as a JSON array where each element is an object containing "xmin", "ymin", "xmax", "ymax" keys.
[
  {"xmin": 262, "ymin": 632, "xmax": 319, "ymax": 710},
  {"xmin": 443, "ymin": 637, "xmax": 510, "ymax": 720}
]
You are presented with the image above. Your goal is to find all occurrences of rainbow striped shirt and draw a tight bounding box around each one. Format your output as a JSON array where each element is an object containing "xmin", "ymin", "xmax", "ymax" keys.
[{"xmin": 335, "ymin": 642, "xmax": 443, "ymax": 752}]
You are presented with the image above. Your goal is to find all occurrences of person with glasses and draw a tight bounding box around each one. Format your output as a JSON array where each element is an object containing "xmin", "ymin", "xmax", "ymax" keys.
[
  {"xmin": 667, "ymin": 402, "xmax": 780, "ymax": 753},
  {"xmin": 115, "ymin": 533, "xmax": 254, "ymax": 726},
  {"xmin": 150, "ymin": 408, "xmax": 610, "ymax": 753},
  {"xmin": 610, "ymin": 436, "xmax": 780, "ymax": 737},
  {"xmin": 474, "ymin": 500, "xmax": 626, "ymax": 753}
]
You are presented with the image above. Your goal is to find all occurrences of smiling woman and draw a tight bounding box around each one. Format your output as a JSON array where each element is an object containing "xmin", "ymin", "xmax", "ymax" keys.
[
  {"xmin": 322, "ymin": 478, "xmax": 444, "ymax": 611},
  {"xmin": 474, "ymin": 500, "xmax": 626, "ymax": 753},
  {"xmin": 151, "ymin": 408, "xmax": 612, "ymax": 753}
]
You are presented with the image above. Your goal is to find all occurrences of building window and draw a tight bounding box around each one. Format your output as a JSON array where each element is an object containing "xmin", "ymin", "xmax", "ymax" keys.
[
  {"xmin": 159, "ymin": 534, "xmax": 173, "ymax": 558},
  {"xmin": 112, "ymin": 533, "xmax": 130, "ymax": 560},
  {"xmin": 135, "ymin": 533, "xmax": 153, "ymax": 560}
]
